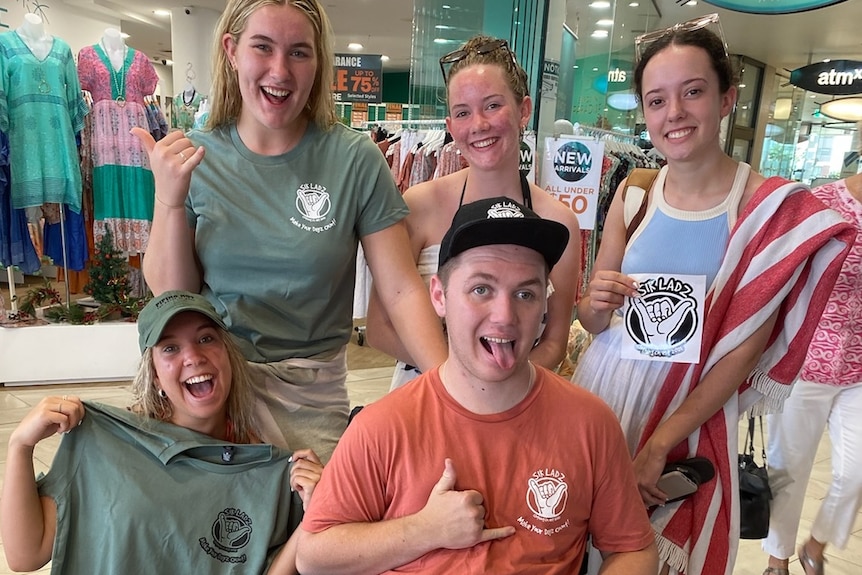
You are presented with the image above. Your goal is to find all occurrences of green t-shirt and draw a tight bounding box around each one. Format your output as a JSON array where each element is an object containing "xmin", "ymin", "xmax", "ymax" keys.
[
  {"xmin": 38, "ymin": 402, "xmax": 301, "ymax": 574},
  {"xmin": 187, "ymin": 122, "xmax": 407, "ymax": 362}
]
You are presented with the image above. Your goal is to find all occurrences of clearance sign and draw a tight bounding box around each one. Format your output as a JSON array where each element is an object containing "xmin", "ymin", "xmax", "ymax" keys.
[{"xmin": 333, "ymin": 54, "xmax": 382, "ymax": 103}]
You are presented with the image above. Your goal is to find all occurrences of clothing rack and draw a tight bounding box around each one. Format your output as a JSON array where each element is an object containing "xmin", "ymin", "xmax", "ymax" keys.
[
  {"xmin": 571, "ymin": 123, "xmax": 660, "ymax": 292},
  {"xmin": 352, "ymin": 118, "xmax": 452, "ymax": 341},
  {"xmin": 573, "ymin": 123, "xmax": 639, "ymax": 143},
  {"xmin": 360, "ymin": 119, "xmax": 447, "ymax": 129}
]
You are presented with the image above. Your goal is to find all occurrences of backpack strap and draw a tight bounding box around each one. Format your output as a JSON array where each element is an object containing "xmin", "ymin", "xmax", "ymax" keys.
[{"xmin": 622, "ymin": 168, "xmax": 659, "ymax": 244}]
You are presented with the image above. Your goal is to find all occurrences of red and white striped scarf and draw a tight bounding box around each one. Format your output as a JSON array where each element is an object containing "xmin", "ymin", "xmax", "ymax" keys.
[{"xmin": 637, "ymin": 177, "xmax": 855, "ymax": 575}]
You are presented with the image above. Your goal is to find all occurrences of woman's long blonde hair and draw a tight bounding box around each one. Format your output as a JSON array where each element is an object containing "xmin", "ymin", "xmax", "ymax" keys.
[{"xmin": 206, "ymin": 0, "xmax": 337, "ymax": 131}]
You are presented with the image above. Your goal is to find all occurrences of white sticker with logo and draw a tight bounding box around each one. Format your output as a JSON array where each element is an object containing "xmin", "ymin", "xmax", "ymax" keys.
[
  {"xmin": 289, "ymin": 183, "xmax": 338, "ymax": 233},
  {"xmin": 621, "ymin": 274, "xmax": 705, "ymax": 363},
  {"xmin": 517, "ymin": 468, "xmax": 571, "ymax": 537}
]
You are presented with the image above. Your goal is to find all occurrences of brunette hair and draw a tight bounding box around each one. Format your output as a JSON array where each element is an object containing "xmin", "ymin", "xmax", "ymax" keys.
[
  {"xmin": 445, "ymin": 35, "xmax": 530, "ymax": 103},
  {"xmin": 633, "ymin": 27, "xmax": 737, "ymax": 102},
  {"xmin": 207, "ymin": 0, "xmax": 337, "ymax": 131}
]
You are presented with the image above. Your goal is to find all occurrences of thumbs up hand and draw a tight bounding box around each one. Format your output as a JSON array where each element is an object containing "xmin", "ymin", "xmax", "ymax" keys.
[
  {"xmin": 419, "ymin": 459, "xmax": 515, "ymax": 550},
  {"xmin": 131, "ymin": 128, "xmax": 205, "ymax": 209}
]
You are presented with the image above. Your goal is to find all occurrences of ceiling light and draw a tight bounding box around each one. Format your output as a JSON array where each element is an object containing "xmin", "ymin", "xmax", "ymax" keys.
[
  {"xmin": 589, "ymin": 1, "xmax": 611, "ymax": 8},
  {"xmin": 685, "ymin": 0, "xmax": 697, "ymax": 5},
  {"xmin": 608, "ymin": 93, "xmax": 639, "ymax": 111},
  {"xmin": 348, "ymin": 43, "xmax": 363, "ymax": 51},
  {"xmin": 629, "ymin": 1, "xmax": 639, "ymax": 5},
  {"xmin": 154, "ymin": 9, "xmax": 170, "ymax": 16},
  {"xmin": 165, "ymin": 59, "xmax": 174, "ymax": 66},
  {"xmin": 381, "ymin": 55, "xmax": 390, "ymax": 62},
  {"xmin": 739, "ymin": 84, "xmax": 746, "ymax": 88},
  {"xmin": 435, "ymin": 25, "xmax": 454, "ymax": 30},
  {"xmin": 773, "ymin": 98, "xmax": 792, "ymax": 121},
  {"xmin": 597, "ymin": 19, "xmax": 614, "ymax": 26},
  {"xmin": 820, "ymin": 97, "xmax": 862, "ymax": 122},
  {"xmin": 765, "ymin": 124, "xmax": 784, "ymax": 138},
  {"xmin": 591, "ymin": 30, "xmax": 609, "ymax": 38}
]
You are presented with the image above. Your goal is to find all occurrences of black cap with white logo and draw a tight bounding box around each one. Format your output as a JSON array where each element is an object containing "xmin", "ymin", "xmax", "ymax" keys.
[{"xmin": 438, "ymin": 197, "xmax": 569, "ymax": 270}]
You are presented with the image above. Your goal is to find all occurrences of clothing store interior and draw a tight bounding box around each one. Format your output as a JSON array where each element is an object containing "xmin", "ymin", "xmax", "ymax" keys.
[{"xmin": 1, "ymin": 0, "xmax": 861, "ymax": 573}]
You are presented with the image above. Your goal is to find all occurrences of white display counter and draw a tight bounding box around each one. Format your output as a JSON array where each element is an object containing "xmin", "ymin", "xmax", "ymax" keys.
[{"xmin": 0, "ymin": 322, "xmax": 140, "ymax": 386}]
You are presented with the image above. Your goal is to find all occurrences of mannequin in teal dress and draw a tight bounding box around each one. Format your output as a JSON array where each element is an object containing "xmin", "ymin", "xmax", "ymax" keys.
[
  {"xmin": 0, "ymin": 14, "xmax": 89, "ymax": 271},
  {"xmin": 0, "ymin": 14, "xmax": 88, "ymax": 213}
]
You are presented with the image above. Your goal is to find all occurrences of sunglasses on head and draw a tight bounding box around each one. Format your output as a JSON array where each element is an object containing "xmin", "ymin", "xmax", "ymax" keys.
[
  {"xmin": 634, "ymin": 13, "xmax": 728, "ymax": 63},
  {"xmin": 439, "ymin": 38, "xmax": 519, "ymax": 85}
]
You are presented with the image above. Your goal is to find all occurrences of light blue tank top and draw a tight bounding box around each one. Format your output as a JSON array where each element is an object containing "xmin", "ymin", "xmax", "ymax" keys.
[{"xmin": 622, "ymin": 163, "xmax": 750, "ymax": 290}]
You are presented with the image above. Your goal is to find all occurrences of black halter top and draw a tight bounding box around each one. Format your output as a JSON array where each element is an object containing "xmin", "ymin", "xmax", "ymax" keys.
[{"xmin": 458, "ymin": 171, "xmax": 534, "ymax": 209}]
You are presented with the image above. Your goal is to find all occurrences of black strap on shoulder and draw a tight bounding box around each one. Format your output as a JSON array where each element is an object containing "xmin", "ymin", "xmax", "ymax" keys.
[
  {"xmin": 458, "ymin": 174, "xmax": 468, "ymax": 207},
  {"xmin": 460, "ymin": 172, "xmax": 533, "ymax": 209},
  {"xmin": 520, "ymin": 172, "xmax": 533, "ymax": 209}
]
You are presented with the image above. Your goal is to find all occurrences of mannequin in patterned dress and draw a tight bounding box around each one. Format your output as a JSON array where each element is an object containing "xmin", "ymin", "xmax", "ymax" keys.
[{"xmin": 77, "ymin": 28, "xmax": 159, "ymax": 254}]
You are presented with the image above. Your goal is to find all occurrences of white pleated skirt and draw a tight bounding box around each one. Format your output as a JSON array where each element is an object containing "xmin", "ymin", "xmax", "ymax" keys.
[{"xmin": 573, "ymin": 315, "xmax": 672, "ymax": 455}]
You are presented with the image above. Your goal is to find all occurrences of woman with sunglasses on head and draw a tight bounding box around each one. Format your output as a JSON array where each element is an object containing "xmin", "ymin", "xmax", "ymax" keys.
[
  {"xmin": 131, "ymin": 0, "xmax": 447, "ymax": 463},
  {"xmin": 573, "ymin": 14, "xmax": 854, "ymax": 575},
  {"xmin": 365, "ymin": 35, "xmax": 581, "ymax": 388},
  {"xmin": 1, "ymin": 291, "xmax": 322, "ymax": 574}
]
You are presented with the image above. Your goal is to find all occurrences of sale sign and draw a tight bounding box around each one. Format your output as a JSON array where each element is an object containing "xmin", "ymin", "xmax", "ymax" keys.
[
  {"xmin": 541, "ymin": 136, "xmax": 604, "ymax": 230},
  {"xmin": 333, "ymin": 54, "xmax": 382, "ymax": 103}
]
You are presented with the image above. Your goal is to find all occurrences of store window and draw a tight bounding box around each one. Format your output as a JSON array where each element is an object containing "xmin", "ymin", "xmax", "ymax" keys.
[
  {"xmin": 564, "ymin": 1, "xmax": 659, "ymax": 136},
  {"xmin": 724, "ymin": 56, "xmax": 764, "ymax": 163},
  {"xmin": 409, "ymin": 0, "xmax": 546, "ymax": 121},
  {"xmin": 760, "ymin": 70, "xmax": 860, "ymax": 183}
]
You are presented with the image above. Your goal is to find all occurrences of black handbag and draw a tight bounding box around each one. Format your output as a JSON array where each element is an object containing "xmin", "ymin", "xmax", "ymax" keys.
[{"xmin": 738, "ymin": 416, "xmax": 772, "ymax": 539}]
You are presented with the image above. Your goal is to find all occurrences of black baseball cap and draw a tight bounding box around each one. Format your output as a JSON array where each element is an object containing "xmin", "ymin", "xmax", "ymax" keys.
[{"xmin": 439, "ymin": 197, "xmax": 569, "ymax": 269}]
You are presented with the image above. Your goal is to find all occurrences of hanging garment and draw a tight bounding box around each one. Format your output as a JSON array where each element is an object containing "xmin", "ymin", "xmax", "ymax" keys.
[
  {"xmin": 172, "ymin": 89, "xmax": 205, "ymax": 132},
  {"xmin": 0, "ymin": 131, "xmax": 40, "ymax": 273},
  {"xmin": 144, "ymin": 97, "xmax": 169, "ymax": 141},
  {"xmin": 42, "ymin": 204, "xmax": 87, "ymax": 271},
  {"xmin": 77, "ymin": 44, "xmax": 158, "ymax": 254},
  {"xmin": 0, "ymin": 31, "xmax": 88, "ymax": 213}
]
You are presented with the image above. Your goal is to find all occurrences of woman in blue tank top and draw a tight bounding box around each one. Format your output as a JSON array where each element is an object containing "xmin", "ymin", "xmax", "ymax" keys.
[{"xmin": 573, "ymin": 14, "xmax": 853, "ymax": 575}]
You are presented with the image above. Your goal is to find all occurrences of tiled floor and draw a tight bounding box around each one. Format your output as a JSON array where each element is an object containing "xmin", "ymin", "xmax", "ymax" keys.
[{"xmin": 0, "ymin": 365, "xmax": 860, "ymax": 574}]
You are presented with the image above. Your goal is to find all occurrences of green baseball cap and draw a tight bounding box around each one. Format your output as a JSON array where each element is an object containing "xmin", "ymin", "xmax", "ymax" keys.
[{"xmin": 138, "ymin": 291, "xmax": 226, "ymax": 353}]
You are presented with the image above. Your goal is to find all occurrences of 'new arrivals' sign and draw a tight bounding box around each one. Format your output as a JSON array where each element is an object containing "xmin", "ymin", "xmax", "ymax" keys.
[{"xmin": 789, "ymin": 60, "xmax": 862, "ymax": 96}]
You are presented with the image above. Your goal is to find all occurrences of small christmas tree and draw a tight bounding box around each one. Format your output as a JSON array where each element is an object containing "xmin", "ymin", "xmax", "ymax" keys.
[{"xmin": 85, "ymin": 229, "xmax": 131, "ymax": 305}]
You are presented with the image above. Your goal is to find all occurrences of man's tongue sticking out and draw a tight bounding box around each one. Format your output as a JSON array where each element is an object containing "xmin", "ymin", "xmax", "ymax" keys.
[{"xmin": 483, "ymin": 337, "xmax": 516, "ymax": 370}]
